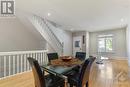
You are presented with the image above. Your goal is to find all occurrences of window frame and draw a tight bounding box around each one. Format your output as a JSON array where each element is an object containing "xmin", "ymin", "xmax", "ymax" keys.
[{"xmin": 97, "ymin": 34, "xmax": 115, "ymax": 53}]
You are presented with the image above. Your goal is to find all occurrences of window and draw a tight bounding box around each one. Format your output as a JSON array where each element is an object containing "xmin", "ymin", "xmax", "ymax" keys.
[{"xmin": 98, "ymin": 34, "xmax": 114, "ymax": 53}]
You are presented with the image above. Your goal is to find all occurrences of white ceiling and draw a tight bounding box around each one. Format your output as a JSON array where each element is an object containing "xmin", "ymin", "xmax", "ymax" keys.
[{"xmin": 16, "ymin": 0, "xmax": 129, "ymax": 32}]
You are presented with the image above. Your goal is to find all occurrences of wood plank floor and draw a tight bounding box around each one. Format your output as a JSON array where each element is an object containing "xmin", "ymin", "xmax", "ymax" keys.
[
  {"xmin": 0, "ymin": 72, "xmax": 34, "ymax": 87},
  {"xmin": 89, "ymin": 59, "xmax": 130, "ymax": 87},
  {"xmin": 0, "ymin": 59, "xmax": 130, "ymax": 87}
]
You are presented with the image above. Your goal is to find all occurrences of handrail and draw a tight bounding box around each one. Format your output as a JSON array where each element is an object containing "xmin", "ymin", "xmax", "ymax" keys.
[
  {"xmin": 0, "ymin": 50, "xmax": 48, "ymax": 56},
  {"xmin": 43, "ymin": 19, "xmax": 63, "ymax": 48},
  {"xmin": 42, "ymin": 18, "xmax": 62, "ymax": 50},
  {"xmin": 30, "ymin": 14, "xmax": 63, "ymax": 55},
  {"xmin": 33, "ymin": 15, "xmax": 63, "ymax": 49}
]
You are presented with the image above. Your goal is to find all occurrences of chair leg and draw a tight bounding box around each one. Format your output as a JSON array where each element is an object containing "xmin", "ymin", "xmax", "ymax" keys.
[
  {"xmin": 86, "ymin": 82, "xmax": 88, "ymax": 87},
  {"xmin": 59, "ymin": 84, "xmax": 64, "ymax": 87},
  {"xmin": 70, "ymin": 84, "xmax": 73, "ymax": 87}
]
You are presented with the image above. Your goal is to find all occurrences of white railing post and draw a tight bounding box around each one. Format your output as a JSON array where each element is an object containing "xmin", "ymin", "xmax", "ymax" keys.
[
  {"xmin": 17, "ymin": 55, "xmax": 19, "ymax": 73},
  {"xmin": 0, "ymin": 57, "xmax": 1, "ymax": 78},
  {"xmin": 27, "ymin": 54, "xmax": 30, "ymax": 71},
  {"xmin": 4, "ymin": 56, "xmax": 6, "ymax": 77},
  {"xmin": 13, "ymin": 55, "xmax": 15, "ymax": 74},
  {"xmin": 9, "ymin": 56, "xmax": 11, "ymax": 76},
  {"xmin": 24, "ymin": 54, "xmax": 26, "ymax": 71},
  {"xmin": 21, "ymin": 55, "xmax": 23, "ymax": 72}
]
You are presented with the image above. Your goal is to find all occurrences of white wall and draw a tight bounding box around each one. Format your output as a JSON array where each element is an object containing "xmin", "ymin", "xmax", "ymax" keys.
[
  {"xmin": 51, "ymin": 28, "xmax": 72, "ymax": 56},
  {"xmin": 0, "ymin": 18, "xmax": 46, "ymax": 52},
  {"xmin": 89, "ymin": 28, "xmax": 127, "ymax": 58}
]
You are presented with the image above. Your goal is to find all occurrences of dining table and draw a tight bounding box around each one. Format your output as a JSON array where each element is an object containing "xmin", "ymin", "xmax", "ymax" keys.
[{"xmin": 41, "ymin": 56, "xmax": 85, "ymax": 87}]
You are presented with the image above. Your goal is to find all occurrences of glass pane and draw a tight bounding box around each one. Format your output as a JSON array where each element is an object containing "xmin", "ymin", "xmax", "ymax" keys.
[
  {"xmin": 98, "ymin": 38, "xmax": 105, "ymax": 52},
  {"xmin": 106, "ymin": 37, "xmax": 113, "ymax": 52}
]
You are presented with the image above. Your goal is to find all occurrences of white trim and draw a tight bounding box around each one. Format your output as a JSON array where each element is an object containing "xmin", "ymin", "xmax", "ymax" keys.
[
  {"xmin": 108, "ymin": 57, "xmax": 128, "ymax": 60},
  {"xmin": 0, "ymin": 50, "xmax": 48, "ymax": 56},
  {"xmin": 98, "ymin": 34, "xmax": 113, "ymax": 37}
]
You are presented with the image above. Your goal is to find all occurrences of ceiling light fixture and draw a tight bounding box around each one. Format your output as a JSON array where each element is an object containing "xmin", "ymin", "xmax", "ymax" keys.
[
  {"xmin": 121, "ymin": 18, "xmax": 124, "ymax": 22},
  {"xmin": 70, "ymin": 28, "xmax": 74, "ymax": 31},
  {"xmin": 47, "ymin": 13, "xmax": 51, "ymax": 16}
]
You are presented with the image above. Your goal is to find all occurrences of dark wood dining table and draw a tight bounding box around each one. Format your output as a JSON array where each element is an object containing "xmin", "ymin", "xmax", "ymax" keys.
[{"xmin": 41, "ymin": 56, "xmax": 84, "ymax": 87}]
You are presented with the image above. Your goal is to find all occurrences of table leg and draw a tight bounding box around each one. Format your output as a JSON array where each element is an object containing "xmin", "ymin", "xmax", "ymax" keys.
[{"xmin": 63, "ymin": 76, "xmax": 68, "ymax": 87}]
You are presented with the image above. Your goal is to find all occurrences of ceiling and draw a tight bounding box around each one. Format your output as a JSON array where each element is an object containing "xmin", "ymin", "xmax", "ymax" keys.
[{"xmin": 16, "ymin": 0, "xmax": 129, "ymax": 32}]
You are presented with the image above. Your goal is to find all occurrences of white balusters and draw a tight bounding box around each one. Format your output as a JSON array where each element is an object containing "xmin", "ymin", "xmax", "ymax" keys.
[
  {"xmin": 21, "ymin": 55, "xmax": 23, "ymax": 72},
  {"xmin": 24, "ymin": 54, "xmax": 26, "ymax": 71},
  {"xmin": 17, "ymin": 55, "xmax": 19, "ymax": 73},
  {"xmin": 30, "ymin": 15, "xmax": 63, "ymax": 55},
  {"xmin": 9, "ymin": 56, "xmax": 11, "ymax": 76},
  {"xmin": 0, "ymin": 50, "xmax": 48, "ymax": 79},
  {"xmin": 27, "ymin": 54, "xmax": 30, "ymax": 71},
  {"xmin": 13, "ymin": 55, "xmax": 15, "ymax": 74},
  {"xmin": 0, "ymin": 57, "xmax": 1, "ymax": 78},
  {"xmin": 4, "ymin": 56, "xmax": 6, "ymax": 77}
]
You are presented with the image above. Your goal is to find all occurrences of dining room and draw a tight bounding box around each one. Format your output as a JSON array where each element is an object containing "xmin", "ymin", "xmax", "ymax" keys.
[
  {"xmin": 0, "ymin": 0, "xmax": 130, "ymax": 87},
  {"xmin": 0, "ymin": 52, "xmax": 130, "ymax": 87}
]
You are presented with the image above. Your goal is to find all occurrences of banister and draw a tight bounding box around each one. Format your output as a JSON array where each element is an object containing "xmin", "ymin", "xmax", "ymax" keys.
[
  {"xmin": 30, "ymin": 14, "xmax": 63, "ymax": 55},
  {"xmin": 0, "ymin": 50, "xmax": 48, "ymax": 79}
]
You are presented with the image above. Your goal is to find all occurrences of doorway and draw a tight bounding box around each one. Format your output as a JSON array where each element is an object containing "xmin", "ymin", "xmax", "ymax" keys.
[{"xmin": 73, "ymin": 36, "xmax": 83, "ymax": 56}]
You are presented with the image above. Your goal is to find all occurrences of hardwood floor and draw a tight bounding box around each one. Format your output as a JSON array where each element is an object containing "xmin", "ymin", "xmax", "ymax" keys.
[
  {"xmin": 0, "ymin": 59, "xmax": 130, "ymax": 87},
  {"xmin": 0, "ymin": 72, "xmax": 35, "ymax": 87},
  {"xmin": 89, "ymin": 59, "xmax": 130, "ymax": 87}
]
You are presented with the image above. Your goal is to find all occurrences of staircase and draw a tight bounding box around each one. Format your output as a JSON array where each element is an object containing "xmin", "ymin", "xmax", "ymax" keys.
[{"xmin": 29, "ymin": 15, "xmax": 63, "ymax": 55}]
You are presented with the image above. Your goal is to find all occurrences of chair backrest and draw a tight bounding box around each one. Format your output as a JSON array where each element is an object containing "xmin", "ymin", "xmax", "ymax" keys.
[
  {"xmin": 28, "ymin": 57, "xmax": 46, "ymax": 87},
  {"xmin": 75, "ymin": 52, "xmax": 86, "ymax": 60},
  {"xmin": 89, "ymin": 56, "xmax": 96, "ymax": 62},
  {"xmin": 47, "ymin": 53, "xmax": 58, "ymax": 62},
  {"xmin": 91, "ymin": 57, "xmax": 96, "ymax": 62},
  {"xmin": 78, "ymin": 58, "xmax": 95, "ymax": 87}
]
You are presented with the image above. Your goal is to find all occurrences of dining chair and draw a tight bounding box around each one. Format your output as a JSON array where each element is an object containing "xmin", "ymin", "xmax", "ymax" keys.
[
  {"xmin": 89, "ymin": 56, "xmax": 96, "ymax": 62},
  {"xmin": 47, "ymin": 53, "xmax": 58, "ymax": 62},
  {"xmin": 28, "ymin": 57, "xmax": 64, "ymax": 87},
  {"xmin": 70, "ymin": 52, "xmax": 86, "ymax": 73},
  {"xmin": 75, "ymin": 52, "xmax": 86, "ymax": 60},
  {"xmin": 47, "ymin": 52, "xmax": 61, "ymax": 81},
  {"xmin": 67, "ymin": 58, "xmax": 95, "ymax": 87}
]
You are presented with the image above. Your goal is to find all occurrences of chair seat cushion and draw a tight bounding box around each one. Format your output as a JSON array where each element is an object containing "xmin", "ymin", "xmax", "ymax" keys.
[
  {"xmin": 45, "ymin": 75, "xmax": 64, "ymax": 87},
  {"xmin": 72, "ymin": 65, "xmax": 81, "ymax": 72},
  {"xmin": 67, "ymin": 71, "xmax": 80, "ymax": 85}
]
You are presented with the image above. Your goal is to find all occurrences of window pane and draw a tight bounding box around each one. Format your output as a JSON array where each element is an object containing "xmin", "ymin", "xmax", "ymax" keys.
[
  {"xmin": 106, "ymin": 37, "xmax": 113, "ymax": 52},
  {"xmin": 98, "ymin": 38, "xmax": 105, "ymax": 52}
]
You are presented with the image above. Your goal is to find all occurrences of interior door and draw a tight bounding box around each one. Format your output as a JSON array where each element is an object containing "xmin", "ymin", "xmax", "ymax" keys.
[{"xmin": 73, "ymin": 36, "xmax": 82, "ymax": 56}]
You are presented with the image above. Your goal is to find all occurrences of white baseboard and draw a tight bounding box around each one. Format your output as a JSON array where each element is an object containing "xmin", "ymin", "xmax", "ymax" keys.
[{"xmin": 108, "ymin": 56, "xmax": 128, "ymax": 60}]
